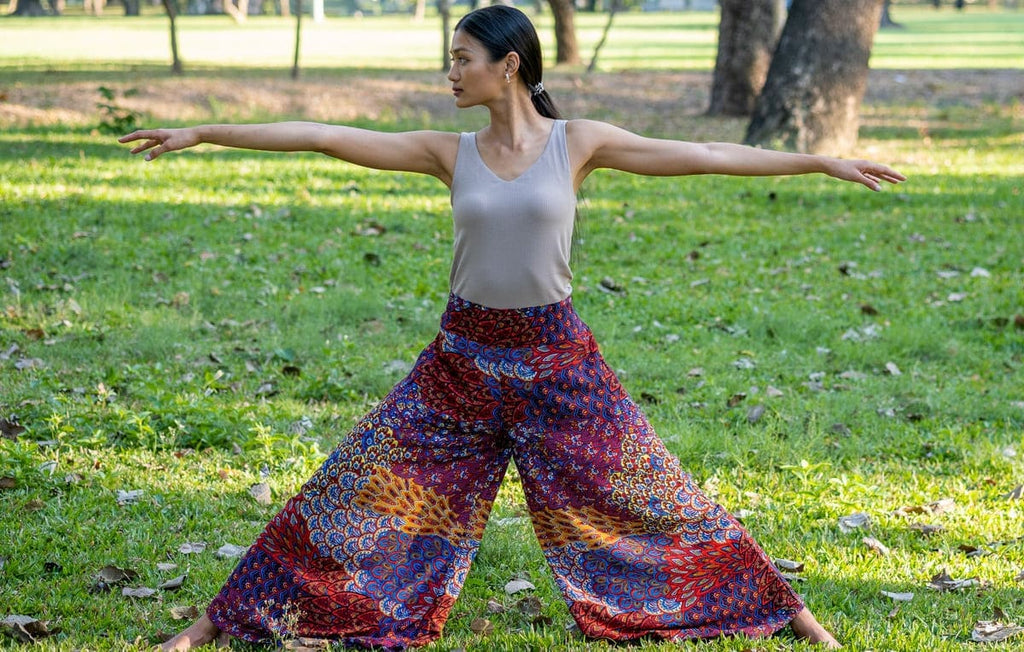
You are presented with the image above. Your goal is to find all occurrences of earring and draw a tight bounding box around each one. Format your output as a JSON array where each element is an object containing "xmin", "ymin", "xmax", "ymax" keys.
[{"xmin": 505, "ymin": 72, "xmax": 511, "ymax": 84}]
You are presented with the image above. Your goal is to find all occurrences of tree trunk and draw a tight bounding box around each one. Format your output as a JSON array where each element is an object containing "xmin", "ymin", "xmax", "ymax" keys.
[
  {"xmin": 744, "ymin": 0, "xmax": 884, "ymax": 155},
  {"xmin": 547, "ymin": 0, "xmax": 581, "ymax": 65},
  {"xmin": 10, "ymin": 0, "xmax": 48, "ymax": 15},
  {"xmin": 123, "ymin": 0, "xmax": 141, "ymax": 15},
  {"xmin": 438, "ymin": 0, "xmax": 452, "ymax": 72},
  {"xmin": 880, "ymin": 0, "xmax": 901, "ymax": 27},
  {"xmin": 707, "ymin": 0, "xmax": 782, "ymax": 116},
  {"xmin": 224, "ymin": 0, "xmax": 249, "ymax": 22},
  {"xmin": 587, "ymin": 0, "xmax": 622, "ymax": 74},
  {"xmin": 162, "ymin": 0, "xmax": 184, "ymax": 75},
  {"xmin": 291, "ymin": 0, "xmax": 302, "ymax": 79}
]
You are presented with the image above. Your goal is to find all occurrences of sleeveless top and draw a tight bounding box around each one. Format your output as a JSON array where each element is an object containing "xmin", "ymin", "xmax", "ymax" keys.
[{"xmin": 449, "ymin": 119, "xmax": 577, "ymax": 309}]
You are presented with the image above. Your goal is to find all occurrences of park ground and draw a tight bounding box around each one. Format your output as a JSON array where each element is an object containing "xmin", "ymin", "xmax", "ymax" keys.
[{"xmin": 1, "ymin": 6, "xmax": 1023, "ymax": 651}]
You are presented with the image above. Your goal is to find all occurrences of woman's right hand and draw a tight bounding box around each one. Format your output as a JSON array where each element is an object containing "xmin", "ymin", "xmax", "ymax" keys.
[{"xmin": 118, "ymin": 128, "xmax": 201, "ymax": 161}]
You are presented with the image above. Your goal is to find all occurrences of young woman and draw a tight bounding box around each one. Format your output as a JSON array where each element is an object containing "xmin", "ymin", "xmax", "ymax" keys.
[{"xmin": 121, "ymin": 6, "xmax": 902, "ymax": 650}]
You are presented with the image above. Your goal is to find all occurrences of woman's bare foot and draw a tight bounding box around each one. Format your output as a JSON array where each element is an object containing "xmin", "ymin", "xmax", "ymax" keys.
[
  {"xmin": 790, "ymin": 608, "xmax": 842, "ymax": 648},
  {"xmin": 160, "ymin": 615, "xmax": 230, "ymax": 651}
]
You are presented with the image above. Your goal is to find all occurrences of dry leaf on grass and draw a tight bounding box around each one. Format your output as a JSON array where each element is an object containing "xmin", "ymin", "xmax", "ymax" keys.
[
  {"xmin": 169, "ymin": 606, "xmax": 200, "ymax": 620},
  {"xmin": 1002, "ymin": 485, "xmax": 1023, "ymax": 501},
  {"xmin": 122, "ymin": 586, "xmax": 158, "ymax": 599},
  {"xmin": 178, "ymin": 542, "xmax": 207, "ymax": 554},
  {"xmin": 216, "ymin": 543, "xmax": 249, "ymax": 559},
  {"xmin": 1, "ymin": 615, "xmax": 56, "ymax": 643},
  {"xmin": 158, "ymin": 575, "xmax": 186, "ymax": 590},
  {"xmin": 503, "ymin": 578, "xmax": 536, "ymax": 595},
  {"xmin": 838, "ymin": 512, "xmax": 870, "ymax": 533},
  {"xmin": 863, "ymin": 537, "xmax": 890, "ymax": 556},
  {"xmin": 249, "ymin": 482, "xmax": 273, "ymax": 505},
  {"xmin": 116, "ymin": 489, "xmax": 144, "ymax": 505},
  {"xmin": 469, "ymin": 618, "xmax": 493, "ymax": 636},
  {"xmin": 90, "ymin": 564, "xmax": 138, "ymax": 592},
  {"xmin": 485, "ymin": 599, "xmax": 506, "ymax": 614},
  {"xmin": 0, "ymin": 417, "xmax": 26, "ymax": 441},
  {"xmin": 881, "ymin": 590, "xmax": 914, "ymax": 602},
  {"xmin": 926, "ymin": 569, "xmax": 981, "ymax": 592},
  {"xmin": 910, "ymin": 522, "xmax": 944, "ymax": 536},
  {"xmin": 971, "ymin": 620, "xmax": 1024, "ymax": 644},
  {"xmin": 773, "ymin": 559, "xmax": 804, "ymax": 573}
]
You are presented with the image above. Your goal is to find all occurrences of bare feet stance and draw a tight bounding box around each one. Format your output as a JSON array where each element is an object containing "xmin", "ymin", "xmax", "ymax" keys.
[
  {"xmin": 790, "ymin": 608, "xmax": 842, "ymax": 648},
  {"xmin": 160, "ymin": 615, "xmax": 230, "ymax": 651}
]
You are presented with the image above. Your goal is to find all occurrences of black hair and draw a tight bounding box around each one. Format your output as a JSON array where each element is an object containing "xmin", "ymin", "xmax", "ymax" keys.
[{"xmin": 454, "ymin": 5, "xmax": 561, "ymax": 119}]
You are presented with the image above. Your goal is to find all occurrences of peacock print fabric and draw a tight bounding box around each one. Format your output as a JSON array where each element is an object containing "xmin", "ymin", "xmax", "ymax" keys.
[{"xmin": 207, "ymin": 294, "xmax": 804, "ymax": 649}]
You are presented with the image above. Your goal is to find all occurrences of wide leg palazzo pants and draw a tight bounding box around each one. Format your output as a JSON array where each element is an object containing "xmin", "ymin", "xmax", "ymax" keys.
[{"xmin": 207, "ymin": 294, "xmax": 804, "ymax": 649}]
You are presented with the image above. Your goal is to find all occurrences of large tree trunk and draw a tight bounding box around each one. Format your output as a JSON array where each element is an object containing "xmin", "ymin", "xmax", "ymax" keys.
[
  {"xmin": 745, "ymin": 0, "xmax": 884, "ymax": 155},
  {"xmin": 9, "ymin": 0, "xmax": 49, "ymax": 15},
  {"xmin": 547, "ymin": 0, "xmax": 581, "ymax": 65},
  {"xmin": 707, "ymin": 0, "xmax": 783, "ymax": 116}
]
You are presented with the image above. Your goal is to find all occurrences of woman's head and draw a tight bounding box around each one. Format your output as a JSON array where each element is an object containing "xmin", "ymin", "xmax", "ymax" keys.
[{"xmin": 454, "ymin": 6, "xmax": 560, "ymax": 119}]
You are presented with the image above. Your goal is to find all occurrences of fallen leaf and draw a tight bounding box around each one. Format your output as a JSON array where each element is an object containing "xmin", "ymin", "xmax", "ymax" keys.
[
  {"xmin": 687, "ymin": 367, "xmax": 704, "ymax": 377},
  {"xmin": 766, "ymin": 385, "xmax": 784, "ymax": 398},
  {"xmin": 881, "ymin": 590, "xmax": 914, "ymax": 602},
  {"xmin": 0, "ymin": 477, "xmax": 15, "ymax": 490},
  {"xmin": 971, "ymin": 620, "xmax": 1024, "ymax": 644},
  {"xmin": 1002, "ymin": 485, "xmax": 1023, "ymax": 501},
  {"xmin": 96, "ymin": 565, "xmax": 139, "ymax": 585},
  {"xmin": 733, "ymin": 357, "xmax": 756, "ymax": 370},
  {"xmin": 249, "ymin": 482, "xmax": 273, "ymax": 505},
  {"xmin": 727, "ymin": 393, "xmax": 746, "ymax": 407},
  {"xmin": 169, "ymin": 606, "xmax": 200, "ymax": 621},
  {"xmin": 23, "ymin": 498, "xmax": 44, "ymax": 512},
  {"xmin": 863, "ymin": 537, "xmax": 890, "ymax": 556},
  {"xmin": 1, "ymin": 417, "xmax": 26, "ymax": 441},
  {"xmin": 746, "ymin": 404, "xmax": 766, "ymax": 426},
  {"xmin": 469, "ymin": 618, "xmax": 493, "ymax": 636},
  {"xmin": 215, "ymin": 544, "xmax": 249, "ymax": 559},
  {"xmin": 0, "ymin": 615, "xmax": 56, "ymax": 643},
  {"xmin": 1015, "ymin": 570, "xmax": 1024, "ymax": 583},
  {"xmin": 838, "ymin": 512, "xmax": 870, "ymax": 533},
  {"xmin": 159, "ymin": 574, "xmax": 186, "ymax": 590},
  {"xmin": 157, "ymin": 563, "xmax": 178, "ymax": 572},
  {"xmin": 122, "ymin": 586, "xmax": 158, "ymax": 598},
  {"xmin": 927, "ymin": 569, "xmax": 980, "ymax": 592},
  {"xmin": 515, "ymin": 595, "xmax": 544, "ymax": 619},
  {"xmin": 910, "ymin": 522, "xmax": 944, "ymax": 536},
  {"xmin": 928, "ymin": 498, "xmax": 955, "ymax": 514},
  {"xmin": 116, "ymin": 489, "xmax": 144, "ymax": 505},
  {"xmin": 485, "ymin": 599, "xmax": 506, "ymax": 614},
  {"xmin": 503, "ymin": 578, "xmax": 536, "ymax": 595},
  {"xmin": 860, "ymin": 303, "xmax": 879, "ymax": 315},
  {"xmin": 774, "ymin": 559, "xmax": 804, "ymax": 573},
  {"xmin": 178, "ymin": 542, "xmax": 207, "ymax": 554},
  {"xmin": 884, "ymin": 362, "xmax": 902, "ymax": 376}
]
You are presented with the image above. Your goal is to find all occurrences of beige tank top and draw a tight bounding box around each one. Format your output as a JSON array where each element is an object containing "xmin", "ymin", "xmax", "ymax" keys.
[{"xmin": 449, "ymin": 120, "xmax": 576, "ymax": 309}]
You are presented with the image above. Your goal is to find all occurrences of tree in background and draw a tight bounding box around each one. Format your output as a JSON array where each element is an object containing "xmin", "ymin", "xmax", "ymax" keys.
[
  {"xmin": 162, "ymin": 0, "xmax": 184, "ymax": 74},
  {"xmin": 707, "ymin": 0, "xmax": 784, "ymax": 116},
  {"xmin": 745, "ymin": 0, "xmax": 884, "ymax": 155},
  {"xmin": 547, "ymin": 0, "xmax": 581, "ymax": 65}
]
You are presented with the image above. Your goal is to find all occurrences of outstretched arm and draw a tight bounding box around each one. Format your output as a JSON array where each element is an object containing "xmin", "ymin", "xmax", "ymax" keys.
[
  {"xmin": 568, "ymin": 119, "xmax": 905, "ymax": 191},
  {"xmin": 119, "ymin": 122, "xmax": 459, "ymax": 184}
]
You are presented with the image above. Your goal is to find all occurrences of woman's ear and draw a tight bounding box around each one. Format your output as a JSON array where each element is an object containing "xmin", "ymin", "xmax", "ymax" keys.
[{"xmin": 504, "ymin": 51, "xmax": 521, "ymax": 78}]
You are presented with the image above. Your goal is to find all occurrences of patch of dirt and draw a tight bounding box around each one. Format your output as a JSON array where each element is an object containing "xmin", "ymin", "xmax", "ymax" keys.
[{"xmin": 1, "ymin": 68, "xmax": 1020, "ymax": 138}]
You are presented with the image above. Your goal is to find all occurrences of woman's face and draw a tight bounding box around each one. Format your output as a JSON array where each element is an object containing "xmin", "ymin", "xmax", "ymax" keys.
[{"xmin": 447, "ymin": 30, "xmax": 507, "ymax": 109}]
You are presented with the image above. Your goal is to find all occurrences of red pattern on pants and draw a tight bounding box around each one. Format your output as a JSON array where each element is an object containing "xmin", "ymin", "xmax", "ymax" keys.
[{"xmin": 207, "ymin": 294, "xmax": 804, "ymax": 649}]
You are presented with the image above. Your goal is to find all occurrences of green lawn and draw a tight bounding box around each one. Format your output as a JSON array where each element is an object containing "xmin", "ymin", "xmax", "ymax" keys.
[
  {"xmin": 0, "ymin": 6, "xmax": 1022, "ymax": 70},
  {"xmin": 1, "ymin": 7, "xmax": 1023, "ymax": 652}
]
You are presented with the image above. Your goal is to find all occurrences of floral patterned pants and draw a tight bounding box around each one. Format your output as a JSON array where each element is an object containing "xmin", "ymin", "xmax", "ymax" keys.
[{"xmin": 207, "ymin": 294, "xmax": 803, "ymax": 649}]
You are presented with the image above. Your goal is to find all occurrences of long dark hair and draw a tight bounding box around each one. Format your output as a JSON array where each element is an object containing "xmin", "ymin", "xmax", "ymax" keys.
[{"xmin": 454, "ymin": 6, "xmax": 561, "ymax": 119}]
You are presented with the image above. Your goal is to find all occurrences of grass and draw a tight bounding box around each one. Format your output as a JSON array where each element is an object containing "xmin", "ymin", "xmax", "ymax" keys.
[
  {"xmin": 2, "ymin": 8, "xmax": 1024, "ymax": 652},
  {"xmin": 0, "ymin": 6, "xmax": 1022, "ymax": 71}
]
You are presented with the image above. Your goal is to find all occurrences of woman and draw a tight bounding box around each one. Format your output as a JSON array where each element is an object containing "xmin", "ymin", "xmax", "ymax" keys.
[{"xmin": 121, "ymin": 6, "xmax": 902, "ymax": 650}]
